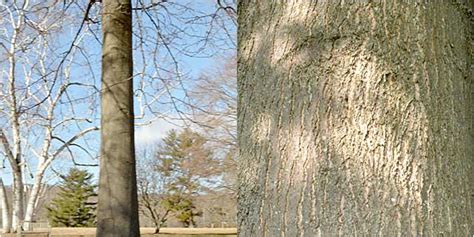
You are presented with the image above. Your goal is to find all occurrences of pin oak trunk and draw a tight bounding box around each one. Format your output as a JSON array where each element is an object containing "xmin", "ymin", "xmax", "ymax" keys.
[
  {"xmin": 238, "ymin": 1, "xmax": 473, "ymax": 236},
  {"xmin": 97, "ymin": 0, "xmax": 140, "ymax": 236}
]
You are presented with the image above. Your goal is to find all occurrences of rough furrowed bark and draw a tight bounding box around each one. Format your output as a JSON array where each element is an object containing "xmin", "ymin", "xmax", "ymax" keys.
[
  {"xmin": 96, "ymin": 0, "xmax": 140, "ymax": 236},
  {"xmin": 238, "ymin": 1, "xmax": 473, "ymax": 236}
]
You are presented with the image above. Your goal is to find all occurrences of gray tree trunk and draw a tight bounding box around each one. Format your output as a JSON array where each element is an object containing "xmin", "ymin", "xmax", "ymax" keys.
[
  {"xmin": 238, "ymin": 1, "xmax": 473, "ymax": 236},
  {"xmin": 96, "ymin": 0, "xmax": 140, "ymax": 236}
]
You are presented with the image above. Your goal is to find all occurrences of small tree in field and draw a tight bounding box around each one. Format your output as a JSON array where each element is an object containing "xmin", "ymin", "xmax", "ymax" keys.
[
  {"xmin": 47, "ymin": 168, "xmax": 97, "ymax": 227},
  {"xmin": 138, "ymin": 128, "xmax": 221, "ymax": 230},
  {"xmin": 169, "ymin": 197, "xmax": 203, "ymax": 228},
  {"xmin": 160, "ymin": 193, "xmax": 203, "ymax": 228},
  {"xmin": 156, "ymin": 129, "xmax": 219, "ymax": 227}
]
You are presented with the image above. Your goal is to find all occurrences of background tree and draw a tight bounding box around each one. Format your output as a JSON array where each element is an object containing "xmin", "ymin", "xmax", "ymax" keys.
[
  {"xmin": 186, "ymin": 56, "xmax": 237, "ymax": 194},
  {"xmin": 137, "ymin": 128, "xmax": 222, "ymax": 230},
  {"xmin": 181, "ymin": 56, "xmax": 238, "ymax": 228},
  {"xmin": 238, "ymin": 1, "xmax": 473, "ymax": 236},
  {"xmin": 156, "ymin": 129, "xmax": 218, "ymax": 227},
  {"xmin": 136, "ymin": 147, "xmax": 172, "ymax": 234},
  {"xmin": 158, "ymin": 129, "xmax": 220, "ymax": 190},
  {"xmin": 46, "ymin": 168, "xmax": 97, "ymax": 227},
  {"xmin": 164, "ymin": 194, "xmax": 202, "ymax": 228}
]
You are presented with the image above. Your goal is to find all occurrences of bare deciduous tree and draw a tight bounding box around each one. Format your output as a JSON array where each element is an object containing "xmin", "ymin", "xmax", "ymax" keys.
[
  {"xmin": 186, "ymin": 56, "xmax": 237, "ymax": 193},
  {"xmin": 136, "ymin": 146, "xmax": 171, "ymax": 234},
  {"xmin": 131, "ymin": 0, "xmax": 236, "ymax": 128},
  {"xmin": 0, "ymin": 0, "xmax": 100, "ymax": 232}
]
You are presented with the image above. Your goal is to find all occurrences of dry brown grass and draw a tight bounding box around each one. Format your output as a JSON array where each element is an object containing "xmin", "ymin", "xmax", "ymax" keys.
[
  {"xmin": 52, "ymin": 227, "xmax": 236, "ymax": 235},
  {"xmin": 1, "ymin": 227, "xmax": 237, "ymax": 236}
]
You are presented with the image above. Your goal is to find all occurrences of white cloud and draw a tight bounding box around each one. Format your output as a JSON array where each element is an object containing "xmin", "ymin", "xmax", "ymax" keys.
[{"xmin": 135, "ymin": 119, "xmax": 182, "ymax": 145}]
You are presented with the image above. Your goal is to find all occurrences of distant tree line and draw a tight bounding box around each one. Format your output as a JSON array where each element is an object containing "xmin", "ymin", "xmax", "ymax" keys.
[{"xmin": 43, "ymin": 127, "xmax": 235, "ymax": 233}]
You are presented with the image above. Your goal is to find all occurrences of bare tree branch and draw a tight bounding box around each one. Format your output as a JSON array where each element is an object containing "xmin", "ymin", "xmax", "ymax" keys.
[{"xmin": 50, "ymin": 126, "xmax": 99, "ymax": 160}]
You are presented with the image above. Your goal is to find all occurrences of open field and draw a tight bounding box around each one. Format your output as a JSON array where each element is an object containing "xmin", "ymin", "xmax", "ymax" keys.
[{"xmin": 1, "ymin": 228, "xmax": 237, "ymax": 237}]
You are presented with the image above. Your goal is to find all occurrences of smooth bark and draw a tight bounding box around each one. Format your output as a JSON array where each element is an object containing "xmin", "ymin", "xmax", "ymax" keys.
[
  {"xmin": 7, "ymin": 18, "xmax": 24, "ymax": 232},
  {"xmin": 23, "ymin": 168, "xmax": 45, "ymax": 231},
  {"xmin": 0, "ymin": 179, "xmax": 11, "ymax": 233},
  {"xmin": 96, "ymin": 0, "xmax": 140, "ymax": 236}
]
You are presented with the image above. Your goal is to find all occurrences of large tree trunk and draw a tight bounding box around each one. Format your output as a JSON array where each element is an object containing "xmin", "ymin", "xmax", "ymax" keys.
[
  {"xmin": 238, "ymin": 1, "xmax": 473, "ymax": 236},
  {"xmin": 96, "ymin": 0, "xmax": 140, "ymax": 236}
]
